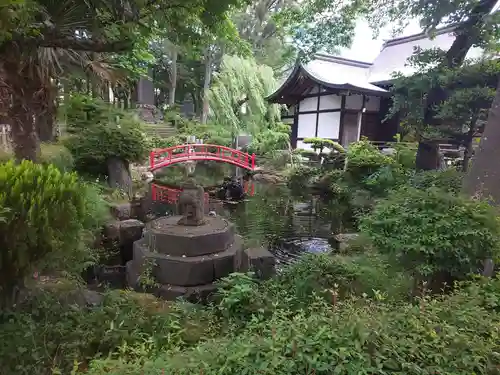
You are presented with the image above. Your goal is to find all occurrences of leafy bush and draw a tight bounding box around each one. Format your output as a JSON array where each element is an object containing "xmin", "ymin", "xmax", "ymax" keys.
[
  {"xmin": 345, "ymin": 139, "xmax": 395, "ymax": 179},
  {"xmin": 360, "ymin": 187, "xmax": 500, "ymax": 286},
  {"xmin": 303, "ymin": 137, "xmax": 344, "ymax": 154},
  {"xmin": 287, "ymin": 165, "xmax": 321, "ymax": 194},
  {"xmin": 66, "ymin": 117, "xmax": 150, "ymax": 176},
  {"xmin": 63, "ymin": 94, "xmax": 126, "ymax": 133},
  {"xmin": 84, "ymin": 277, "xmax": 500, "ymax": 375},
  {"xmin": 0, "ymin": 161, "xmax": 88, "ymax": 305},
  {"xmin": 40, "ymin": 143, "xmax": 74, "ymax": 172},
  {"xmin": 0, "ymin": 289, "xmax": 212, "ymax": 375},
  {"xmin": 409, "ymin": 168, "xmax": 463, "ymax": 194}
]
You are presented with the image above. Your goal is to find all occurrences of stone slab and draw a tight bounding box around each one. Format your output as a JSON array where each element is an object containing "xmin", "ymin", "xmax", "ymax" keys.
[
  {"xmin": 241, "ymin": 247, "xmax": 276, "ymax": 280},
  {"xmin": 132, "ymin": 236, "xmax": 243, "ymax": 287},
  {"xmin": 144, "ymin": 216, "xmax": 234, "ymax": 256}
]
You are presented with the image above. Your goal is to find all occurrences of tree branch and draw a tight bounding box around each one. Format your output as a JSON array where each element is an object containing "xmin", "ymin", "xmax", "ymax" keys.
[{"xmin": 38, "ymin": 37, "xmax": 133, "ymax": 52}]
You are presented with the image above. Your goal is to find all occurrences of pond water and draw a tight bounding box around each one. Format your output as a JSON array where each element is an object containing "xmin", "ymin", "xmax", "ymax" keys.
[{"xmin": 150, "ymin": 164, "xmax": 346, "ymax": 265}]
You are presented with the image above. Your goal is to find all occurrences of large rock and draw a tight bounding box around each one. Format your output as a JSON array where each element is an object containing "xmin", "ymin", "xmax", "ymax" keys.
[
  {"xmin": 119, "ymin": 219, "xmax": 145, "ymax": 246},
  {"xmin": 103, "ymin": 220, "xmax": 121, "ymax": 242},
  {"xmin": 241, "ymin": 247, "xmax": 275, "ymax": 280},
  {"xmin": 110, "ymin": 203, "xmax": 132, "ymax": 220}
]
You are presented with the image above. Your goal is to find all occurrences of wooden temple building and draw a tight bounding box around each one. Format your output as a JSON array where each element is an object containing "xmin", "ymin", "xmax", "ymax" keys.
[{"xmin": 266, "ymin": 25, "xmax": 484, "ymax": 150}]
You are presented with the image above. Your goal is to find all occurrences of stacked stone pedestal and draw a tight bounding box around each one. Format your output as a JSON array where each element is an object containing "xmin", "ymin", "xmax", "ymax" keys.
[{"xmin": 126, "ymin": 215, "xmax": 242, "ymax": 302}]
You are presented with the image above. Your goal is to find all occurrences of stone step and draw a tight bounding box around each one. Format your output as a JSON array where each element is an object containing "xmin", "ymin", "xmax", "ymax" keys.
[{"xmin": 143, "ymin": 123, "xmax": 177, "ymax": 138}]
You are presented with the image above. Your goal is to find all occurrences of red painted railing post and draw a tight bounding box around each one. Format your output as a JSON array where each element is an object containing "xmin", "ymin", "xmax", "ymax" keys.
[
  {"xmin": 150, "ymin": 151, "xmax": 155, "ymax": 170},
  {"xmin": 251, "ymin": 154, "xmax": 256, "ymax": 170},
  {"xmin": 151, "ymin": 183, "xmax": 157, "ymax": 201}
]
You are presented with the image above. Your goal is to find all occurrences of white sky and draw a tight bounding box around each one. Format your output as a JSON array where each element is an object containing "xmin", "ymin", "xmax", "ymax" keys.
[
  {"xmin": 340, "ymin": 19, "xmax": 423, "ymax": 62},
  {"xmin": 343, "ymin": 1, "xmax": 500, "ymax": 62}
]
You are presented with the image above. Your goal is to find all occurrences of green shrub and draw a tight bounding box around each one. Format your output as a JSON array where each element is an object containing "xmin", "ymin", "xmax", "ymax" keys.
[
  {"xmin": 345, "ymin": 139, "xmax": 395, "ymax": 179},
  {"xmin": 0, "ymin": 148, "xmax": 12, "ymax": 163},
  {"xmin": 392, "ymin": 141, "xmax": 417, "ymax": 168},
  {"xmin": 66, "ymin": 117, "xmax": 150, "ymax": 176},
  {"xmin": 63, "ymin": 94, "xmax": 126, "ymax": 133},
  {"xmin": 0, "ymin": 161, "xmax": 88, "ymax": 305},
  {"xmin": 84, "ymin": 277, "xmax": 500, "ymax": 375},
  {"xmin": 40, "ymin": 143, "xmax": 74, "ymax": 172},
  {"xmin": 287, "ymin": 165, "xmax": 321, "ymax": 194},
  {"xmin": 410, "ymin": 168, "xmax": 463, "ymax": 194},
  {"xmin": 0, "ymin": 289, "xmax": 211, "ymax": 375},
  {"xmin": 303, "ymin": 137, "xmax": 344, "ymax": 154},
  {"xmin": 360, "ymin": 187, "xmax": 500, "ymax": 286},
  {"xmin": 275, "ymin": 253, "xmax": 410, "ymax": 305}
]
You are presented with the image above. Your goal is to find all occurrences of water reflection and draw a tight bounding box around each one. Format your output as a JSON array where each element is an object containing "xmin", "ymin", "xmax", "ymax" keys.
[{"xmin": 149, "ymin": 177, "xmax": 344, "ymax": 265}]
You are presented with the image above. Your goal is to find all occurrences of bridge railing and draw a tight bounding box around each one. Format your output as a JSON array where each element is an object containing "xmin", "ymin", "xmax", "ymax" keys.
[
  {"xmin": 150, "ymin": 144, "xmax": 256, "ymax": 171},
  {"xmin": 151, "ymin": 180, "xmax": 255, "ymax": 203}
]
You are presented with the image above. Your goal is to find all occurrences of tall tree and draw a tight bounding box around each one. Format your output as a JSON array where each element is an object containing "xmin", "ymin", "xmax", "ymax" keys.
[
  {"xmin": 208, "ymin": 54, "xmax": 280, "ymax": 138},
  {"xmin": 0, "ymin": 0, "xmax": 245, "ymax": 161},
  {"xmin": 463, "ymin": 78, "xmax": 500, "ymax": 202},
  {"xmin": 366, "ymin": 0, "xmax": 499, "ymax": 169}
]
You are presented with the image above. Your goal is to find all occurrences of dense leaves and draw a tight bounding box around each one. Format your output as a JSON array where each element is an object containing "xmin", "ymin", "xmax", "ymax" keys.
[
  {"xmin": 0, "ymin": 161, "xmax": 87, "ymax": 305},
  {"xmin": 361, "ymin": 187, "xmax": 500, "ymax": 282}
]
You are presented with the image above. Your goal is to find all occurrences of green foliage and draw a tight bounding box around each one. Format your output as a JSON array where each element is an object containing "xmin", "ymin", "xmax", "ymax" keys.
[
  {"xmin": 0, "ymin": 288, "xmax": 212, "ymax": 375},
  {"xmin": 345, "ymin": 139, "xmax": 395, "ymax": 179},
  {"xmin": 303, "ymin": 137, "xmax": 345, "ymax": 154},
  {"xmin": 215, "ymin": 272, "xmax": 262, "ymax": 320},
  {"xmin": 39, "ymin": 143, "xmax": 75, "ymax": 172},
  {"xmin": 208, "ymin": 55, "xmax": 281, "ymax": 136},
  {"xmin": 360, "ymin": 187, "xmax": 500, "ymax": 282},
  {"xmin": 287, "ymin": 165, "xmax": 322, "ymax": 195},
  {"xmin": 409, "ymin": 168, "xmax": 464, "ymax": 195},
  {"xmin": 83, "ymin": 274, "xmax": 500, "ymax": 375},
  {"xmin": 388, "ymin": 51, "xmax": 500, "ymax": 142},
  {"xmin": 66, "ymin": 117, "xmax": 150, "ymax": 176},
  {"xmin": 247, "ymin": 124, "xmax": 291, "ymax": 156},
  {"xmin": 0, "ymin": 161, "xmax": 88, "ymax": 304},
  {"xmin": 62, "ymin": 94, "xmax": 127, "ymax": 134}
]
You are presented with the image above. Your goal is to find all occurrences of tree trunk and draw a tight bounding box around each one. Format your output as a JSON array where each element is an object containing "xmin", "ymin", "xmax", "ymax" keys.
[
  {"xmin": 107, "ymin": 156, "xmax": 132, "ymax": 198},
  {"xmin": 463, "ymin": 78, "xmax": 500, "ymax": 202},
  {"xmin": 415, "ymin": 141, "xmax": 441, "ymax": 171},
  {"xmin": 168, "ymin": 49, "xmax": 178, "ymax": 106},
  {"xmin": 36, "ymin": 80, "xmax": 56, "ymax": 142},
  {"xmin": 201, "ymin": 49, "xmax": 213, "ymax": 124},
  {"xmin": 417, "ymin": 0, "xmax": 497, "ymax": 169},
  {"xmin": 3, "ymin": 57, "xmax": 40, "ymax": 162},
  {"xmin": 462, "ymin": 126, "xmax": 475, "ymax": 172}
]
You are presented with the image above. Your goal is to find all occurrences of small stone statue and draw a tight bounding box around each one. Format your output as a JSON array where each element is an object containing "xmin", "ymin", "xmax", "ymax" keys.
[{"xmin": 177, "ymin": 177, "xmax": 205, "ymax": 226}]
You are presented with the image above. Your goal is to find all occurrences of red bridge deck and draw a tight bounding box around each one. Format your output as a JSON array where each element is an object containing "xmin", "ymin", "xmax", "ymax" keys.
[{"xmin": 149, "ymin": 144, "xmax": 256, "ymax": 171}]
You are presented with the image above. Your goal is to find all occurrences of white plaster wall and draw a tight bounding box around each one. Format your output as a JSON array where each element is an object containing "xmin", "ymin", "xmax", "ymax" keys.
[
  {"xmin": 319, "ymin": 95, "xmax": 342, "ymax": 110},
  {"xmin": 298, "ymin": 96, "xmax": 318, "ymax": 112},
  {"xmin": 297, "ymin": 113, "xmax": 317, "ymax": 138},
  {"xmin": 296, "ymin": 140, "xmax": 314, "ymax": 150},
  {"xmin": 317, "ymin": 112, "xmax": 340, "ymax": 139}
]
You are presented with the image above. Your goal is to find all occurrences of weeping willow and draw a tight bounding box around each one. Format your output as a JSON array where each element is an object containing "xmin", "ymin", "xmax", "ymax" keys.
[{"xmin": 208, "ymin": 55, "xmax": 281, "ymax": 137}]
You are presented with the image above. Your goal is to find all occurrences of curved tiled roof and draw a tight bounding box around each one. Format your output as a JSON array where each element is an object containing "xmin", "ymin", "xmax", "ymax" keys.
[{"xmin": 267, "ymin": 25, "xmax": 487, "ymax": 103}]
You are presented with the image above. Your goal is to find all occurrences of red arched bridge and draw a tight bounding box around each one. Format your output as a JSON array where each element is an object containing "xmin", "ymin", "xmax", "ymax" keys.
[
  {"xmin": 149, "ymin": 144, "xmax": 256, "ymax": 171},
  {"xmin": 151, "ymin": 181, "xmax": 255, "ymax": 204}
]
